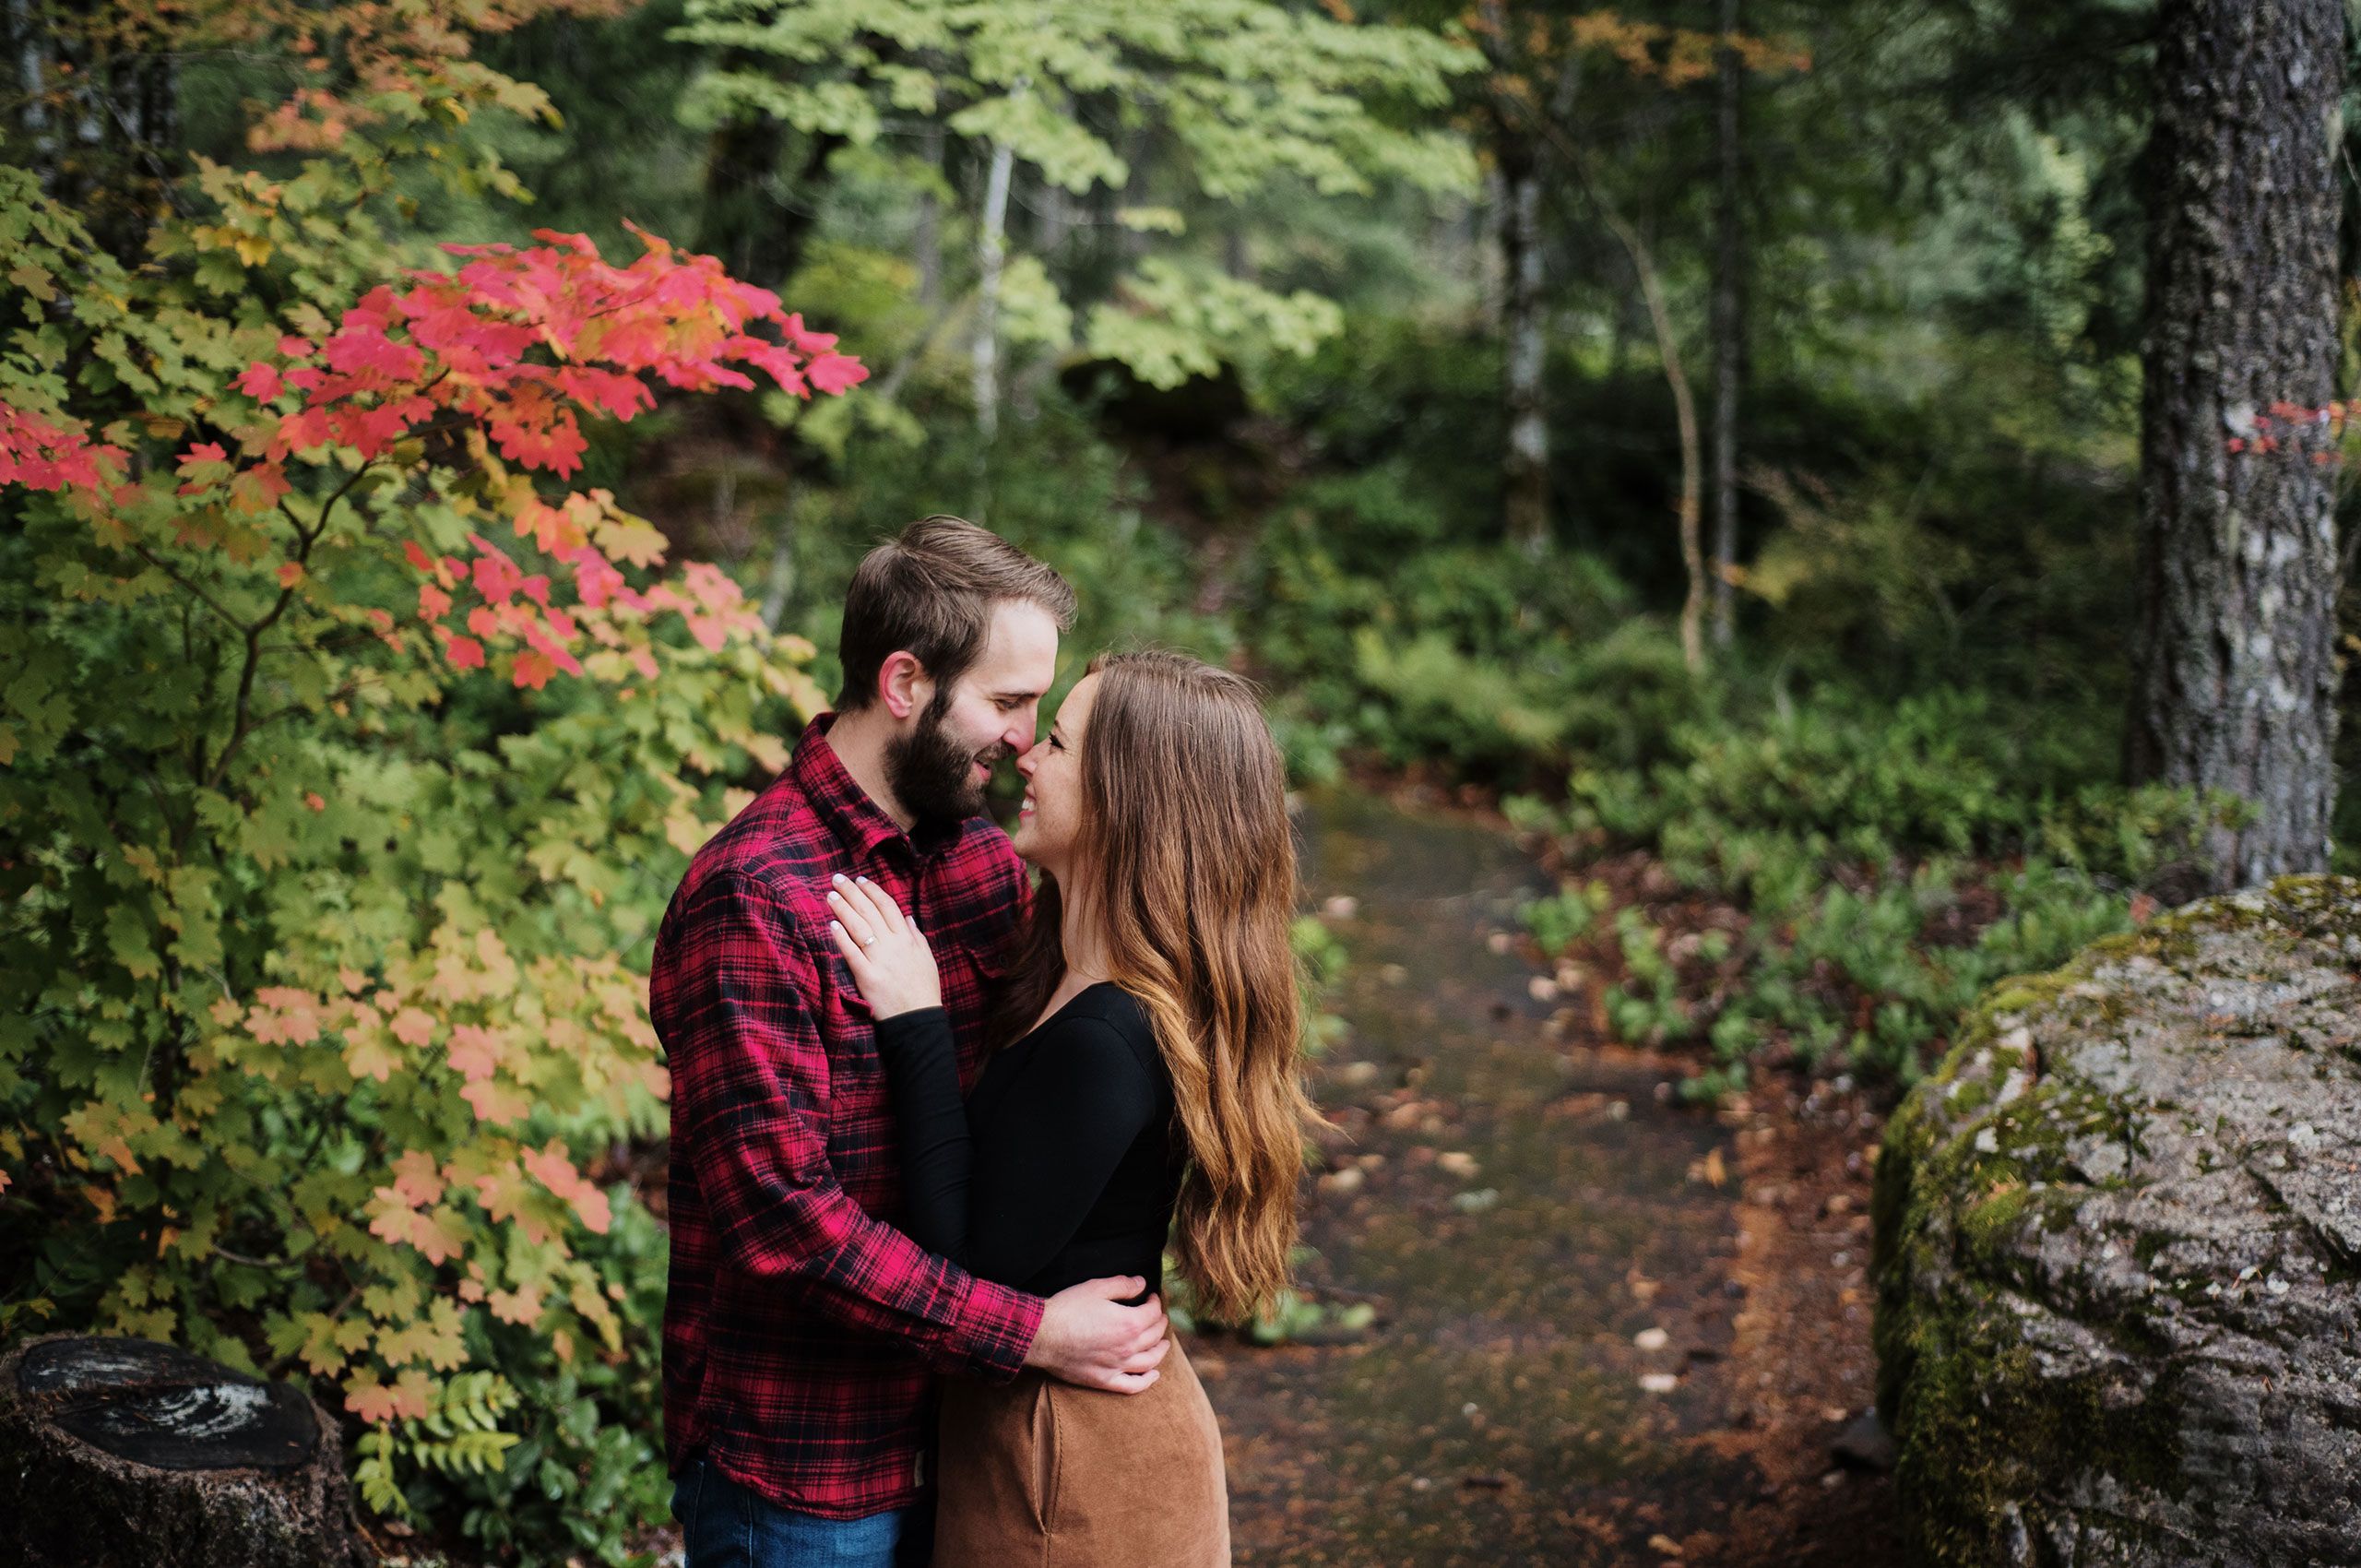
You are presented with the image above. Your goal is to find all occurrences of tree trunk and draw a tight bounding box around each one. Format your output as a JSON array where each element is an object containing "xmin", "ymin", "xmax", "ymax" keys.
[
  {"xmin": 1501, "ymin": 137, "xmax": 1548, "ymax": 557},
  {"xmin": 1591, "ymin": 186, "xmax": 1704, "ymax": 673},
  {"xmin": 0, "ymin": 1336, "xmax": 372, "ymax": 1568},
  {"xmin": 972, "ymin": 139, "xmax": 1015, "ymax": 442},
  {"xmin": 759, "ymin": 466, "xmax": 798, "ymax": 632},
  {"xmin": 1037, "ymin": 176, "xmax": 1069, "ymax": 270},
  {"xmin": 1709, "ymin": 0, "xmax": 1744, "ymax": 648},
  {"xmin": 696, "ymin": 69, "xmax": 840, "ymax": 290},
  {"xmin": 5, "ymin": 7, "xmax": 179, "ymax": 264},
  {"xmin": 2128, "ymin": 0, "xmax": 2344, "ymax": 889},
  {"xmin": 8, "ymin": 0, "xmax": 52, "ymax": 190},
  {"xmin": 914, "ymin": 121, "xmax": 943, "ymax": 312}
]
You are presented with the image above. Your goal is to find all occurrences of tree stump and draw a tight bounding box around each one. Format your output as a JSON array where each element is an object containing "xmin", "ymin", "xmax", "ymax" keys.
[{"xmin": 0, "ymin": 1335, "xmax": 374, "ymax": 1568}]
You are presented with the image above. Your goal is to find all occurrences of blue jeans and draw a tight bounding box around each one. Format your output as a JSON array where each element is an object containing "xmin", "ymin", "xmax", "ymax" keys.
[{"xmin": 671, "ymin": 1457, "xmax": 911, "ymax": 1568}]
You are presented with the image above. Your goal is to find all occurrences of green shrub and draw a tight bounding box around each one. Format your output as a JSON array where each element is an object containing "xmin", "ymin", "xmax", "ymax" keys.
[
  {"xmin": 0, "ymin": 112, "xmax": 836, "ymax": 1566},
  {"xmin": 1520, "ymin": 880, "xmax": 1608, "ymax": 954},
  {"xmin": 1521, "ymin": 683, "xmax": 2246, "ymax": 1087}
]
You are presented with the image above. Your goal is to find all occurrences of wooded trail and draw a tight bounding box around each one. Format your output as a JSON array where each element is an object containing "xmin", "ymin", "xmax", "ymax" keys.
[{"xmin": 1212, "ymin": 790, "xmax": 1899, "ymax": 1566}]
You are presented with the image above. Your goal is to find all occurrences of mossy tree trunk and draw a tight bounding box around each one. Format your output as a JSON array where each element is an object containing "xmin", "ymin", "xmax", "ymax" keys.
[{"xmin": 2127, "ymin": 0, "xmax": 2344, "ymax": 890}]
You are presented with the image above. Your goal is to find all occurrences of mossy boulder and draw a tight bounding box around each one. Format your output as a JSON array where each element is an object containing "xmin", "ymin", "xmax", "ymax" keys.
[{"xmin": 1872, "ymin": 875, "xmax": 2361, "ymax": 1567}]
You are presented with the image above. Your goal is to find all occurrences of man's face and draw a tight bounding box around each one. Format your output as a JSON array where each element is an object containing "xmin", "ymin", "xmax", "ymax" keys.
[{"xmin": 884, "ymin": 600, "xmax": 1060, "ymax": 824}]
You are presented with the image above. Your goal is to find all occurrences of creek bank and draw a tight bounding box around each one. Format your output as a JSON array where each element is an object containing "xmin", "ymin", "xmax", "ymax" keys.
[{"xmin": 1873, "ymin": 875, "xmax": 2361, "ymax": 1567}]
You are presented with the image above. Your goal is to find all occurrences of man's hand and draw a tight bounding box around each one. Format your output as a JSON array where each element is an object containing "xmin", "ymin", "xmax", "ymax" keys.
[{"xmin": 1025, "ymin": 1276, "xmax": 1169, "ymax": 1394}]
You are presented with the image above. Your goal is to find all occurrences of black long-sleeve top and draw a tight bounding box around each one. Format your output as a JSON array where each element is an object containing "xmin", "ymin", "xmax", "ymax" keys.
[{"xmin": 873, "ymin": 982, "xmax": 1181, "ymax": 1301}]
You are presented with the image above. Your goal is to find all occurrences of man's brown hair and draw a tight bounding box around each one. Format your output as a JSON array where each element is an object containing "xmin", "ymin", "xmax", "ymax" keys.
[{"xmin": 835, "ymin": 516, "xmax": 1076, "ymax": 712}]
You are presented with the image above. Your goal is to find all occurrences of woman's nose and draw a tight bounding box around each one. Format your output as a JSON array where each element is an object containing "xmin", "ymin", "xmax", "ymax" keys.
[{"xmin": 1015, "ymin": 749, "xmax": 1037, "ymax": 779}]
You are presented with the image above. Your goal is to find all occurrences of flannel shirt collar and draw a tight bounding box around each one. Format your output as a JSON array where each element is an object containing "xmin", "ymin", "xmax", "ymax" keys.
[{"xmin": 791, "ymin": 712, "xmax": 967, "ymax": 865}]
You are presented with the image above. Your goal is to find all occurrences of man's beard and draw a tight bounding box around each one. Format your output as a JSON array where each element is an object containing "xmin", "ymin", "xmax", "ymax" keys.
[{"xmin": 884, "ymin": 697, "xmax": 1008, "ymax": 825}]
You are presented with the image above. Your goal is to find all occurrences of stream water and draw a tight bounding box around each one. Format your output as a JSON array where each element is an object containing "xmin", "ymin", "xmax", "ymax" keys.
[{"xmin": 1208, "ymin": 789, "xmax": 1757, "ymax": 1565}]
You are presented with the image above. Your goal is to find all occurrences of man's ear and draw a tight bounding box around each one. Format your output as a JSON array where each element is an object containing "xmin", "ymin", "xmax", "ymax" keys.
[{"xmin": 877, "ymin": 651, "xmax": 932, "ymax": 721}]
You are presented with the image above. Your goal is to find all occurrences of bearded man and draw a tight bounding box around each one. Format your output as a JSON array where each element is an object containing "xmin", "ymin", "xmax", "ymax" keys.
[{"xmin": 650, "ymin": 517, "xmax": 1169, "ymax": 1568}]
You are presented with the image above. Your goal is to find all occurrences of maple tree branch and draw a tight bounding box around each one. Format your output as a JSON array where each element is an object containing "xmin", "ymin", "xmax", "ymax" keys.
[
  {"xmin": 134, "ymin": 544, "xmax": 247, "ymax": 634},
  {"xmin": 204, "ymin": 505, "xmax": 332, "ymax": 792},
  {"xmin": 263, "ymin": 629, "xmax": 387, "ymax": 658},
  {"xmin": 279, "ymin": 456, "xmax": 378, "ymax": 552},
  {"xmin": 245, "ymin": 673, "xmax": 383, "ymax": 734},
  {"xmin": 209, "ymin": 1243, "xmax": 306, "ymax": 1272}
]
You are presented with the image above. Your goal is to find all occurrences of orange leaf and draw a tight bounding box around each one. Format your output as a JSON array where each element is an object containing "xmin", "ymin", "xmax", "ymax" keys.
[
  {"xmin": 343, "ymin": 1032, "xmax": 400, "ymax": 1084},
  {"xmin": 387, "ymin": 1150, "xmax": 445, "ymax": 1207},
  {"xmin": 488, "ymin": 1283, "xmax": 545, "ymax": 1326},
  {"xmin": 461, "ymin": 1078, "xmax": 534, "ymax": 1126}
]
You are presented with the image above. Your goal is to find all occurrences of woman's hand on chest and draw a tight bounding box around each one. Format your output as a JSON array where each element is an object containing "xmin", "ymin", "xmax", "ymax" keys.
[{"xmin": 825, "ymin": 874, "xmax": 943, "ymax": 1019}]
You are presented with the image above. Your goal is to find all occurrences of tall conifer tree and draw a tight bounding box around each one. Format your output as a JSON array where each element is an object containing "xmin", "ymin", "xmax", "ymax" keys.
[{"xmin": 2129, "ymin": 0, "xmax": 2344, "ymax": 888}]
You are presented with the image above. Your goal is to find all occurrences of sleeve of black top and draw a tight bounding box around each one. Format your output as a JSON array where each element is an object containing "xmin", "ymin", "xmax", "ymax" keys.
[
  {"xmin": 872, "ymin": 1004, "xmax": 1162, "ymax": 1288},
  {"xmin": 869, "ymin": 1007, "xmax": 973, "ymax": 1261}
]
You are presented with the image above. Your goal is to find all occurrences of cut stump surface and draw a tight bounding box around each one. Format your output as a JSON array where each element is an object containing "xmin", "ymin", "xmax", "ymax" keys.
[{"xmin": 0, "ymin": 1334, "xmax": 372, "ymax": 1568}]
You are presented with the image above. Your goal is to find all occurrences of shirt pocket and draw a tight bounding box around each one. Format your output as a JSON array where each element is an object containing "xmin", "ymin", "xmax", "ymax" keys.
[
  {"xmin": 931, "ymin": 929, "xmax": 1011, "ymax": 1038},
  {"xmin": 809, "ymin": 944, "xmax": 892, "ymax": 1179}
]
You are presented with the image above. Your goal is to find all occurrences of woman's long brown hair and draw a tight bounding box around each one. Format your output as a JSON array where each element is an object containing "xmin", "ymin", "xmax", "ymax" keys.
[{"xmin": 991, "ymin": 650, "xmax": 1316, "ymax": 1323}]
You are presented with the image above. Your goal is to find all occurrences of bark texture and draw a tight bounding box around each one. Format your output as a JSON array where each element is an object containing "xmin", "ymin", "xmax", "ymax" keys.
[
  {"xmin": 2129, "ymin": 0, "xmax": 2343, "ymax": 889},
  {"xmin": 0, "ymin": 1335, "xmax": 372, "ymax": 1568}
]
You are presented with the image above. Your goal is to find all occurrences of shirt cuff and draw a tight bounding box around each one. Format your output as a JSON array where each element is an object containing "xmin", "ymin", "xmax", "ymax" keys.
[{"xmin": 946, "ymin": 1272, "xmax": 1046, "ymax": 1384}]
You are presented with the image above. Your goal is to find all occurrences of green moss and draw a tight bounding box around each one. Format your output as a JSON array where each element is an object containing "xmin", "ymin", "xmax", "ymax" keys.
[
  {"xmin": 1955, "ymin": 1182, "xmax": 2034, "ymax": 1254},
  {"xmin": 1888, "ymin": 1287, "xmax": 2188, "ymax": 1566}
]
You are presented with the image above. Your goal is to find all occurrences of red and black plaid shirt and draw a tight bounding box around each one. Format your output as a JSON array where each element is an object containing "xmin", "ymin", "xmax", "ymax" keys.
[{"xmin": 652, "ymin": 713, "xmax": 1044, "ymax": 1519}]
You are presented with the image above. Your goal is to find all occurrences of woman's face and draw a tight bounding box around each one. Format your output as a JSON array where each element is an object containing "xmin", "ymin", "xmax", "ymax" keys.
[{"xmin": 1011, "ymin": 672, "xmax": 1097, "ymax": 876}]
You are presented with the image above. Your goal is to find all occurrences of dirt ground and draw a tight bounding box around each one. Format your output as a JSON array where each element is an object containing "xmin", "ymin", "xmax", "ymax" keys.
[
  {"xmin": 1201, "ymin": 787, "xmax": 1903, "ymax": 1568},
  {"xmin": 1694, "ymin": 1074, "xmax": 1901, "ymax": 1566}
]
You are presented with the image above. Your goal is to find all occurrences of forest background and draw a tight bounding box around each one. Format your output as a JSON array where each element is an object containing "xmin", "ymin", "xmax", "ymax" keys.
[{"xmin": 3, "ymin": 1, "xmax": 2354, "ymax": 1563}]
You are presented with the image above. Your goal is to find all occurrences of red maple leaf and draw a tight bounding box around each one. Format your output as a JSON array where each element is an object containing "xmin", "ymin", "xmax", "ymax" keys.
[{"xmin": 236, "ymin": 362, "xmax": 284, "ymax": 400}]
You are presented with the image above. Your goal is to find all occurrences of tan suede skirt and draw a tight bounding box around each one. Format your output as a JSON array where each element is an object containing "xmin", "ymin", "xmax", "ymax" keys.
[{"xmin": 931, "ymin": 1336, "xmax": 1229, "ymax": 1568}]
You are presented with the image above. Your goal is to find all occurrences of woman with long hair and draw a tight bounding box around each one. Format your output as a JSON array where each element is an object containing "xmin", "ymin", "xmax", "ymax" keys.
[{"xmin": 823, "ymin": 649, "xmax": 1314, "ymax": 1565}]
